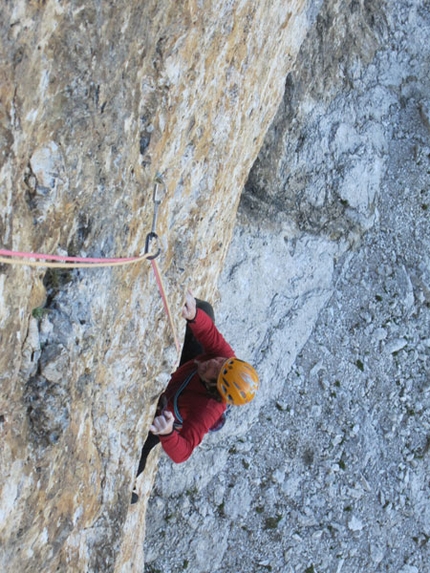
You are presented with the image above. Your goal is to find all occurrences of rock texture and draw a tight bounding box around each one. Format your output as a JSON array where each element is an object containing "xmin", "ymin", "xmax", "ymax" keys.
[
  {"xmin": 0, "ymin": 1, "xmax": 314, "ymax": 572},
  {"xmin": 144, "ymin": 1, "xmax": 430, "ymax": 572}
]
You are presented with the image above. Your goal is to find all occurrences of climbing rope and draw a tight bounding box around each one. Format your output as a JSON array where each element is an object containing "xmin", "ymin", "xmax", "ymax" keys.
[
  {"xmin": 0, "ymin": 177, "xmax": 181, "ymax": 355},
  {"xmin": 0, "ymin": 249, "xmax": 153, "ymax": 268},
  {"xmin": 0, "ymin": 177, "xmax": 166, "ymax": 268},
  {"xmin": 150, "ymin": 258, "xmax": 181, "ymax": 355}
]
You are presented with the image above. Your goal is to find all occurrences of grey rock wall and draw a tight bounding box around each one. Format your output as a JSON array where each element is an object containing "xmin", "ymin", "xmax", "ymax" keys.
[{"xmin": 144, "ymin": 1, "xmax": 430, "ymax": 571}]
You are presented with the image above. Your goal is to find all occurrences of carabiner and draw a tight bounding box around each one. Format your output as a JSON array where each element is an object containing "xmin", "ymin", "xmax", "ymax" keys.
[
  {"xmin": 144, "ymin": 231, "xmax": 160, "ymax": 260},
  {"xmin": 144, "ymin": 175, "xmax": 166, "ymax": 260}
]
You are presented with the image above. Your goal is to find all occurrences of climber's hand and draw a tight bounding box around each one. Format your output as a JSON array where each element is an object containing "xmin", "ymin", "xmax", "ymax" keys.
[
  {"xmin": 150, "ymin": 411, "xmax": 175, "ymax": 435},
  {"xmin": 182, "ymin": 289, "xmax": 197, "ymax": 321}
]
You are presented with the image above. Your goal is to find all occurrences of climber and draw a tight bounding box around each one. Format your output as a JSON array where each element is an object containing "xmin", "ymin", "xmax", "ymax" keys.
[{"xmin": 131, "ymin": 289, "xmax": 259, "ymax": 504}]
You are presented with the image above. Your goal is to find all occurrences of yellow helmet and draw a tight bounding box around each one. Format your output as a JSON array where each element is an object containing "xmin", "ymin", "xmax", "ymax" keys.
[{"xmin": 217, "ymin": 358, "xmax": 259, "ymax": 405}]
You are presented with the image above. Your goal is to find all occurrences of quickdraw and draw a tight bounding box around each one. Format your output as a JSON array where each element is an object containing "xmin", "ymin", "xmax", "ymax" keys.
[{"xmin": 144, "ymin": 175, "xmax": 166, "ymax": 261}]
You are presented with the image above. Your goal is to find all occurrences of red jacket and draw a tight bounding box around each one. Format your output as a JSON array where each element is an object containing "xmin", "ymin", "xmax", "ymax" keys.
[{"xmin": 159, "ymin": 309, "xmax": 234, "ymax": 463}]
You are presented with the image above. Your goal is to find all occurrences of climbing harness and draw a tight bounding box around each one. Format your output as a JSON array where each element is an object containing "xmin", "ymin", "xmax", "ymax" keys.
[{"xmin": 0, "ymin": 175, "xmax": 180, "ymax": 355}]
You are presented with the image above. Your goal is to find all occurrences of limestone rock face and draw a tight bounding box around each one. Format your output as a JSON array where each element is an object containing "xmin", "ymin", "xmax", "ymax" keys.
[{"xmin": 0, "ymin": 1, "xmax": 314, "ymax": 572}]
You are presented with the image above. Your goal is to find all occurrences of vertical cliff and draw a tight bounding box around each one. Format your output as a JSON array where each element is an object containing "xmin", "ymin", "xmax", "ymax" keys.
[{"xmin": 0, "ymin": 1, "xmax": 315, "ymax": 571}]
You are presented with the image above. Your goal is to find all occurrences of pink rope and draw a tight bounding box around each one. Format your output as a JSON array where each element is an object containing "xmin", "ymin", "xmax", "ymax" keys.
[
  {"xmin": 0, "ymin": 248, "xmax": 139, "ymax": 263},
  {"xmin": 0, "ymin": 246, "xmax": 181, "ymax": 355},
  {"xmin": 151, "ymin": 258, "xmax": 181, "ymax": 356}
]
